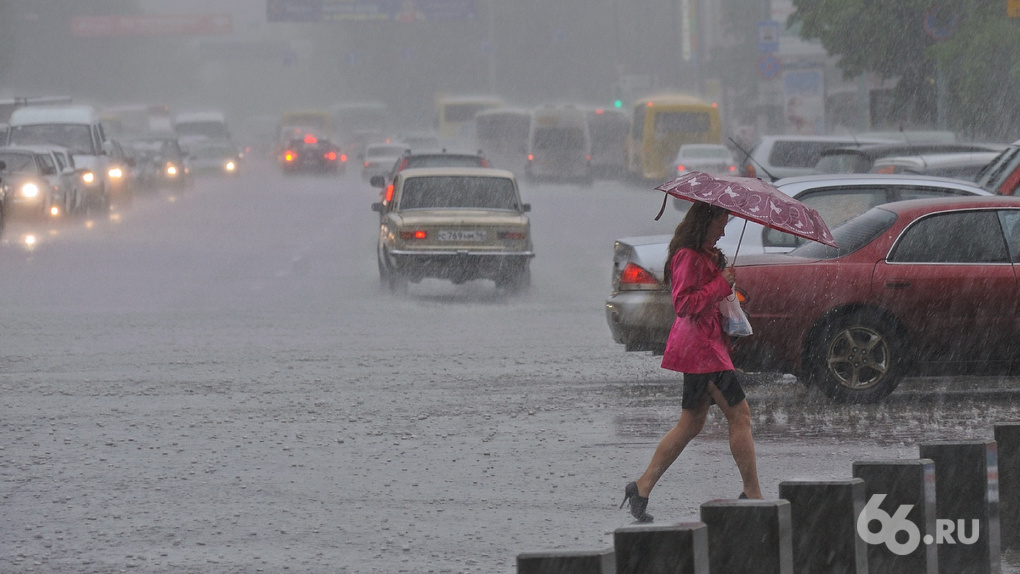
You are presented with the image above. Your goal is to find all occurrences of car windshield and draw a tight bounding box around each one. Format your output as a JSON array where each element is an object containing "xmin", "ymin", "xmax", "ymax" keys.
[
  {"xmin": 788, "ymin": 207, "xmax": 897, "ymax": 260},
  {"xmin": 0, "ymin": 152, "xmax": 38, "ymax": 173},
  {"xmin": 8, "ymin": 124, "xmax": 95, "ymax": 154},
  {"xmin": 399, "ymin": 176, "xmax": 519, "ymax": 210}
]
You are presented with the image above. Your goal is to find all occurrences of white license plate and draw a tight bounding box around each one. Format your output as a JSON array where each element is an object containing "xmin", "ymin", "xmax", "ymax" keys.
[{"xmin": 438, "ymin": 230, "xmax": 486, "ymax": 242}]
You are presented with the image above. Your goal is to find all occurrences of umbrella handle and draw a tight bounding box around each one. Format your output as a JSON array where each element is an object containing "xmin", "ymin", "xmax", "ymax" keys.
[{"xmin": 732, "ymin": 218, "xmax": 748, "ymax": 266}]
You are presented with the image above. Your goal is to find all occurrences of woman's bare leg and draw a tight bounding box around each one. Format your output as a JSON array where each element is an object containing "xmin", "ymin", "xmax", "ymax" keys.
[
  {"xmin": 634, "ymin": 395, "xmax": 711, "ymax": 497},
  {"xmin": 707, "ymin": 384, "xmax": 762, "ymax": 499}
]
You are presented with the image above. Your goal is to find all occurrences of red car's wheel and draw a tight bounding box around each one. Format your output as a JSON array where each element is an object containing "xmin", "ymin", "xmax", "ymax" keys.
[{"xmin": 807, "ymin": 312, "xmax": 906, "ymax": 404}]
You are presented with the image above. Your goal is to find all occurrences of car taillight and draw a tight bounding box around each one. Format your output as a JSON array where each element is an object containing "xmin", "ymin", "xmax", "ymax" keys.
[
  {"xmin": 304, "ymin": 134, "xmax": 317, "ymax": 144},
  {"xmin": 498, "ymin": 231, "xmax": 526, "ymax": 240},
  {"xmin": 677, "ymin": 164, "xmax": 686, "ymax": 172},
  {"xmin": 284, "ymin": 151, "xmax": 296, "ymax": 162},
  {"xmin": 618, "ymin": 262, "xmax": 661, "ymax": 290},
  {"xmin": 340, "ymin": 154, "xmax": 347, "ymax": 162},
  {"xmin": 384, "ymin": 184, "xmax": 394, "ymax": 203},
  {"xmin": 735, "ymin": 287, "xmax": 748, "ymax": 304},
  {"xmin": 527, "ymin": 154, "xmax": 534, "ymax": 162},
  {"xmin": 364, "ymin": 161, "xmax": 371, "ymax": 168},
  {"xmin": 480, "ymin": 158, "xmax": 490, "ymax": 167},
  {"xmin": 728, "ymin": 165, "xmax": 737, "ymax": 172},
  {"xmin": 400, "ymin": 230, "xmax": 427, "ymax": 240},
  {"xmin": 324, "ymin": 151, "xmax": 337, "ymax": 161}
]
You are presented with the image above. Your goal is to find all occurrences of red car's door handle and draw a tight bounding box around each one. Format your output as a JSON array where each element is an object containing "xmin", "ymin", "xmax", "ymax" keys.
[{"xmin": 885, "ymin": 281, "xmax": 911, "ymax": 290}]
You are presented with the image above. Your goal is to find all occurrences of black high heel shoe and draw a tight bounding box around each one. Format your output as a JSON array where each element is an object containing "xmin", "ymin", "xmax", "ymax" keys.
[{"xmin": 620, "ymin": 482, "xmax": 653, "ymax": 523}]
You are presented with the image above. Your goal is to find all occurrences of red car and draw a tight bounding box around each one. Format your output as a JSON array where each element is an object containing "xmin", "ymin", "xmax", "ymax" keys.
[{"xmin": 731, "ymin": 195, "xmax": 1020, "ymax": 404}]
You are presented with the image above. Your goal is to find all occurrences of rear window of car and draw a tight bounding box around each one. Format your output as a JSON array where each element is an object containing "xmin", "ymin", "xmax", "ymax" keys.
[
  {"xmin": 405, "ymin": 156, "xmax": 485, "ymax": 170},
  {"xmin": 399, "ymin": 176, "xmax": 519, "ymax": 211},
  {"xmin": 766, "ymin": 141, "xmax": 847, "ymax": 168},
  {"xmin": 367, "ymin": 145, "xmax": 407, "ymax": 158},
  {"xmin": 789, "ymin": 207, "xmax": 897, "ymax": 260}
]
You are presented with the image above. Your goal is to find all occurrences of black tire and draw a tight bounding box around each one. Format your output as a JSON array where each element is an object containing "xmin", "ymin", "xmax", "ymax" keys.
[
  {"xmin": 806, "ymin": 312, "xmax": 905, "ymax": 404},
  {"xmin": 377, "ymin": 247, "xmax": 407, "ymax": 294}
]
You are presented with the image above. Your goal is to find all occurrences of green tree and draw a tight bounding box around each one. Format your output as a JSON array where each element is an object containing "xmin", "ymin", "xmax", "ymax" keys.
[{"xmin": 791, "ymin": 0, "xmax": 1020, "ymax": 139}]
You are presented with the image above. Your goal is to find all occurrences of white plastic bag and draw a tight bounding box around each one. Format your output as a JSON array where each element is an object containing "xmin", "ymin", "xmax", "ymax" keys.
[{"xmin": 719, "ymin": 289, "xmax": 753, "ymax": 337}]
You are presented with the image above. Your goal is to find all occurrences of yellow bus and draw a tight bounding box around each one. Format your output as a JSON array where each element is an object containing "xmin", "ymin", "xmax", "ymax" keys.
[
  {"xmin": 435, "ymin": 94, "xmax": 502, "ymax": 143},
  {"xmin": 626, "ymin": 93, "xmax": 721, "ymax": 181}
]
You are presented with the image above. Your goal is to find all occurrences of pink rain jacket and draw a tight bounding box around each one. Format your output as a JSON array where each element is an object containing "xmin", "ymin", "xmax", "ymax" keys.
[{"xmin": 660, "ymin": 247, "xmax": 735, "ymax": 373}]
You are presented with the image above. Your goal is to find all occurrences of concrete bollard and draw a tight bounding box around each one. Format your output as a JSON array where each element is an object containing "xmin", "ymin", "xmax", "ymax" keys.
[
  {"xmin": 995, "ymin": 423, "xmax": 1020, "ymax": 550},
  {"xmin": 613, "ymin": 522, "xmax": 708, "ymax": 574},
  {"xmin": 852, "ymin": 459, "xmax": 938, "ymax": 574},
  {"xmin": 700, "ymin": 498, "xmax": 793, "ymax": 574},
  {"xmin": 919, "ymin": 440, "xmax": 1001, "ymax": 574},
  {"xmin": 517, "ymin": 547, "xmax": 615, "ymax": 574},
  {"xmin": 778, "ymin": 479, "xmax": 868, "ymax": 574}
]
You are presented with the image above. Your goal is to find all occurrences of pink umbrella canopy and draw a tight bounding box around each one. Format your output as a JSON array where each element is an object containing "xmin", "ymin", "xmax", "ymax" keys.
[{"xmin": 654, "ymin": 171, "xmax": 838, "ymax": 248}]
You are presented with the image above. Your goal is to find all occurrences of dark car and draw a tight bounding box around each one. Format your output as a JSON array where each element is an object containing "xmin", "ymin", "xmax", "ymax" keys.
[
  {"xmin": 279, "ymin": 133, "xmax": 346, "ymax": 175},
  {"xmin": 732, "ymin": 195, "xmax": 1020, "ymax": 403},
  {"xmin": 814, "ymin": 142, "xmax": 1004, "ymax": 175}
]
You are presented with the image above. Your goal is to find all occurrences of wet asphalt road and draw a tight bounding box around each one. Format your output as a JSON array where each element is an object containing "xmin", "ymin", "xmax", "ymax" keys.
[{"xmin": 1, "ymin": 160, "xmax": 1018, "ymax": 572}]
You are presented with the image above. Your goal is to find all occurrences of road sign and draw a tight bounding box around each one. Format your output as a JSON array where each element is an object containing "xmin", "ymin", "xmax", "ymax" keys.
[
  {"xmin": 757, "ymin": 20, "xmax": 780, "ymax": 54},
  {"xmin": 758, "ymin": 55, "xmax": 781, "ymax": 80}
]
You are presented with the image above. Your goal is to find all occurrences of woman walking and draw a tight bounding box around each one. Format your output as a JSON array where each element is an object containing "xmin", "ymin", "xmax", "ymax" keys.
[{"xmin": 621, "ymin": 201, "xmax": 762, "ymax": 523}]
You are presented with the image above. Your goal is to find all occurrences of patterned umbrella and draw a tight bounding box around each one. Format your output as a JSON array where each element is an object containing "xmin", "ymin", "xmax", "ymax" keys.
[{"xmin": 654, "ymin": 171, "xmax": 837, "ymax": 248}]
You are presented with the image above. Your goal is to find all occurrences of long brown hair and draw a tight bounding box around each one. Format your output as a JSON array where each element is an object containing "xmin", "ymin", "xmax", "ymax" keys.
[{"xmin": 663, "ymin": 201, "xmax": 729, "ymax": 282}]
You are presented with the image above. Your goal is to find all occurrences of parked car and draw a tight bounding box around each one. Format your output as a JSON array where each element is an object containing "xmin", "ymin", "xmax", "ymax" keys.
[
  {"xmin": 0, "ymin": 146, "xmax": 75, "ymax": 218},
  {"xmin": 730, "ymin": 195, "xmax": 1020, "ymax": 403},
  {"xmin": 813, "ymin": 142, "xmax": 1004, "ymax": 175},
  {"xmin": 279, "ymin": 133, "xmax": 346, "ymax": 175},
  {"xmin": 869, "ymin": 152, "xmax": 1000, "ymax": 180},
  {"xmin": 606, "ymin": 174, "xmax": 994, "ymax": 355},
  {"xmin": 671, "ymin": 144, "xmax": 737, "ymax": 177},
  {"xmin": 371, "ymin": 167, "xmax": 533, "ymax": 293},
  {"xmin": 361, "ymin": 142, "xmax": 409, "ymax": 181},
  {"xmin": 974, "ymin": 139, "xmax": 1020, "ymax": 195},
  {"xmin": 737, "ymin": 135, "xmax": 894, "ymax": 181}
]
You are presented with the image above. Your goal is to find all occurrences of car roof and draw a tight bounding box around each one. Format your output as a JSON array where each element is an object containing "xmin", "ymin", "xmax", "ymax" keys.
[
  {"xmin": 398, "ymin": 167, "xmax": 515, "ymax": 179},
  {"xmin": 878, "ymin": 194, "xmax": 1020, "ymax": 217},
  {"xmin": 774, "ymin": 173, "xmax": 992, "ymax": 195},
  {"xmin": 9, "ymin": 105, "xmax": 100, "ymax": 125}
]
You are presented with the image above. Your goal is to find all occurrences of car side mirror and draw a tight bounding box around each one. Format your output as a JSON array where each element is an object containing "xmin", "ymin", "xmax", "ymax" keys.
[
  {"xmin": 370, "ymin": 175, "xmax": 385, "ymax": 188},
  {"xmin": 521, "ymin": 203, "xmax": 531, "ymax": 212},
  {"xmin": 371, "ymin": 202, "xmax": 383, "ymax": 213}
]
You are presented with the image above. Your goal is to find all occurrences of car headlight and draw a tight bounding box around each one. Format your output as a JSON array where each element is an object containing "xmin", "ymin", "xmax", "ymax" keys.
[
  {"xmin": 108, "ymin": 167, "xmax": 123, "ymax": 179},
  {"xmin": 21, "ymin": 182, "xmax": 40, "ymax": 198},
  {"xmin": 166, "ymin": 164, "xmax": 178, "ymax": 176},
  {"xmin": 224, "ymin": 161, "xmax": 236, "ymax": 171},
  {"xmin": 82, "ymin": 171, "xmax": 95, "ymax": 184}
]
